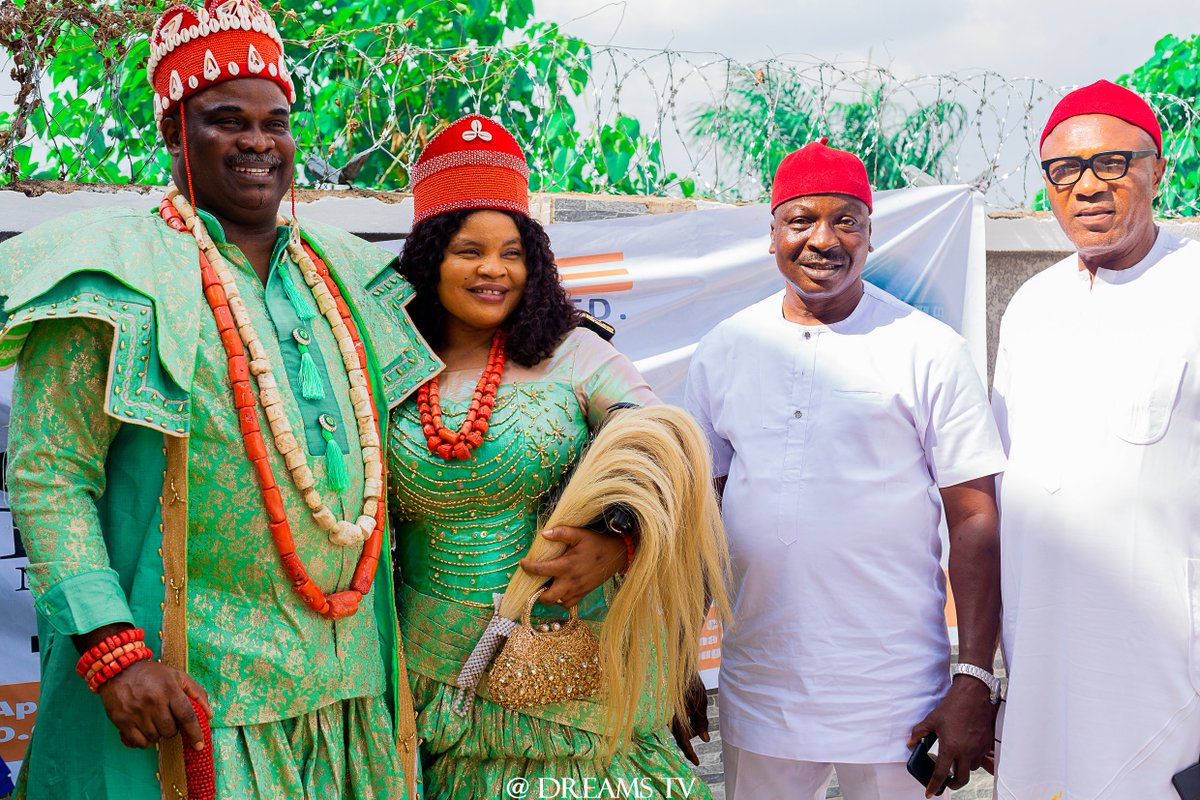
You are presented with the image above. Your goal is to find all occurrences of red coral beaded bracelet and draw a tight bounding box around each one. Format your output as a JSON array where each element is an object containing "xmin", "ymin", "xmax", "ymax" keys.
[
  {"xmin": 87, "ymin": 646, "xmax": 154, "ymax": 693},
  {"xmin": 76, "ymin": 628, "xmax": 154, "ymax": 692}
]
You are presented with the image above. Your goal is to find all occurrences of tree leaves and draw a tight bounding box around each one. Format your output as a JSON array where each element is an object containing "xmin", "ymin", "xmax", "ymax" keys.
[
  {"xmin": 1, "ymin": 0, "xmax": 676, "ymax": 197},
  {"xmin": 690, "ymin": 69, "xmax": 965, "ymax": 199},
  {"xmin": 1119, "ymin": 32, "xmax": 1200, "ymax": 217}
]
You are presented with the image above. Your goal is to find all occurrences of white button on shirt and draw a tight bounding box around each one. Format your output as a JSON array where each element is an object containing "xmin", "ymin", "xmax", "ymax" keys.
[{"xmin": 685, "ymin": 282, "xmax": 1004, "ymax": 762}]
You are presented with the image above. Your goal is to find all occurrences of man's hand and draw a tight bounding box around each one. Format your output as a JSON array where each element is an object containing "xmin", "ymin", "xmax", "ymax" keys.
[
  {"xmin": 905, "ymin": 676, "xmax": 994, "ymax": 796},
  {"xmin": 920, "ymin": 475, "xmax": 1000, "ymax": 795},
  {"xmin": 519, "ymin": 526, "xmax": 626, "ymax": 607},
  {"xmin": 670, "ymin": 672, "xmax": 710, "ymax": 766},
  {"xmin": 98, "ymin": 660, "xmax": 213, "ymax": 750}
]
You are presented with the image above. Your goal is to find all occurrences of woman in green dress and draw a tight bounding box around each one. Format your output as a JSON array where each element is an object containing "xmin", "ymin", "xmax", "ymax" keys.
[{"xmin": 387, "ymin": 114, "xmax": 715, "ymax": 798}]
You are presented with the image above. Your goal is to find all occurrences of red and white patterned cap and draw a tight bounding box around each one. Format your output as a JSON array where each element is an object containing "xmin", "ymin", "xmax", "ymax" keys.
[
  {"xmin": 410, "ymin": 114, "xmax": 531, "ymax": 224},
  {"xmin": 147, "ymin": 0, "xmax": 296, "ymax": 123}
]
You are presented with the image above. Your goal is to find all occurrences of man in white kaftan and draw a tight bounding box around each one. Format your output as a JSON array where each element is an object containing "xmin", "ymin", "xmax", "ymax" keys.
[
  {"xmin": 686, "ymin": 139, "xmax": 1006, "ymax": 800},
  {"xmin": 993, "ymin": 79, "xmax": 1200, "ymax": 799}
]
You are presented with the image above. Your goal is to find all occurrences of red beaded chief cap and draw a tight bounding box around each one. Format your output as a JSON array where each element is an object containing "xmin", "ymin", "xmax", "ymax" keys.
[
  {"xmin": 1040, "ymin": 79, "xmax": 1163, "ymax": 157},
  {"xmin": 410, "ymin": 114, "xmax": 531, "ymax": 225},
  {"xmin": 147, "ymin": 0, "xmax": 296, "ymax": 123},
  {"xmin": 770, "ymin": 137, "xmax": 873, "ymax": 213}
]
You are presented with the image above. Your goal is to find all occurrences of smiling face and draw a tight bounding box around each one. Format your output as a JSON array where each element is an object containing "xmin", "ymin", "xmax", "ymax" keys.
[
  {"xmin": 770, "ymin": 193, "xmax": 872, "ymax": 323},
  {"xmin": 436, "ymin": 210, "xmax": 529, "ymax": 338},
  {"xmin": 161, "ymin": 78, "xmax": 295, "ymax": 229},
  {"xmin": 1040, "ymin": 114, "xmax": 1166, "ymax": 272}
]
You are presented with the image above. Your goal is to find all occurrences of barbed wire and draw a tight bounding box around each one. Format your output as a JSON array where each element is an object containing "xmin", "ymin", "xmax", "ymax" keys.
[{"xmin": 1, "ymin": 6, "xmax": 1197, "ymax": 213}]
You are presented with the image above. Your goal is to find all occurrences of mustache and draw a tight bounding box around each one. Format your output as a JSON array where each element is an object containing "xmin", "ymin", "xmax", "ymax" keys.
[{"xmin": 226, "ymin": 153, "xmax": 283, "ymax": 168}]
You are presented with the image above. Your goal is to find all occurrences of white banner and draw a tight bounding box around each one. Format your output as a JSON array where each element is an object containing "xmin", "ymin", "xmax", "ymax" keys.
[{"xmin": 0, "ymin": 184, "xmax": 984, "ymax": 762}]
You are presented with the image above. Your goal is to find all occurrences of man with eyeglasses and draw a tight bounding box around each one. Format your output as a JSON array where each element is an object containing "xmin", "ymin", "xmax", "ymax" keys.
[{"xmin": 992, "ymin": 80, "xmax": 1200, "ymax": 799}]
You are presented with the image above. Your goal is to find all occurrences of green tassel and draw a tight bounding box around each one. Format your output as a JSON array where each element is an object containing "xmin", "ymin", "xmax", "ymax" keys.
[
  {"xmin": 323, "ymin": 428, "xmax": 349, "ymax": 492},
  {"xmin": 297, "ymin": 344, "xmax": 325, "ymax": 400},
  {"xmin": 280, "ymin": 265, "xmax": 317, "ymax": 321}
]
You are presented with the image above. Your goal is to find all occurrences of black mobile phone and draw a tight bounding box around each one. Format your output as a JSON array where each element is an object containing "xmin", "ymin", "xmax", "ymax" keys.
[
  {"xmin": 1173, "ymin": 760, "xmax": 1200, "ymax": 800},
  {"xmin": 906, "ymin": 733, "xmax": 950, "ymax": 797}
]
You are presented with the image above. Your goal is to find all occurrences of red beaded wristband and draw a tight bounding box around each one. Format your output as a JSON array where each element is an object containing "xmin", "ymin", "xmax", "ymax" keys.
[
  {"xmin": 618, "ymin": 532, "xmax": 637, "ymax": 575},
  {"xmin": 83, "ymin": 640, "xmax": 144, "ymax": 683},
  {"xmin": 87, "ymin": 646, "xmax": 154, "ymax": 693},
  {"xmin": 76, "ymin": 627, "xmax": 145, "ymax": 678}
]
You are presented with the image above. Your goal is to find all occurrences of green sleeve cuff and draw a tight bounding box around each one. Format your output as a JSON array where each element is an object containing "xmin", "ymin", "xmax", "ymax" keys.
[{"xmin": 33, "ymin": 569, "xmax": 134, "ymax": 636}]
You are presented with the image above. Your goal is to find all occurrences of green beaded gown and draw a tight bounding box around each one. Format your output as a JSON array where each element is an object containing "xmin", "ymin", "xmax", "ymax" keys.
[{"xmin": 389, "ymin": 327, "xmax": 712, "ymax": 799}]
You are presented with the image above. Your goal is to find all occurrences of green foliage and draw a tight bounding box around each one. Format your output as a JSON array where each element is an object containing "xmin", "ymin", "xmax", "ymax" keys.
[
  {"xmin": 0, "ymin": 1, "xmax": 164, "ymax": 181},
  {"xmin": 691, "ymin": 69, "xmax": 965, "ymax": 198},
  {"xmin": 543, "ymin": 113, "xmax": 691, "ymax": 196},
  {"xmin": 0, "ymin": 0, "xmax": 681, "ymax": 195},
  {"xmin": 1118, "ymin": 32, "xmax": 1200, "ymax": 217},
  {"xmin": 280, "ymin": 0, "xmax": 594, "ymax": 189},
  {"xmin": 1031, "ymin": 186, "xmax": 1049, "ymax": 212}
]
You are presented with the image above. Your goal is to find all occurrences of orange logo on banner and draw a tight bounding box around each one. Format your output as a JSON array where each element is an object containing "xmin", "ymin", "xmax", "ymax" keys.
[
  {"xmin": 944, "ymin": 569, "xmax": 958, "ymax": 628},
  {"xmin": 556, "ymin": 252, "xmax": 632, "ymax": 295},
  {"xmin": 0, "ymin": 681, "xmax": 39, "ymax": 763},
  {"xmin": 697, "ymin": 605, "xmax": 721, "ymax": 672}
]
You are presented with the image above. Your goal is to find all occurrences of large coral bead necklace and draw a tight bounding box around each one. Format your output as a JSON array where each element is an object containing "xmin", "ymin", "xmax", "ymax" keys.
[
  {"xmin": 161, "ymin": 185, "xmax": 383, "ymax": 619},
  {"xmin": 417, "ymin": 329, "xmax": 506, "ymax": 461}
]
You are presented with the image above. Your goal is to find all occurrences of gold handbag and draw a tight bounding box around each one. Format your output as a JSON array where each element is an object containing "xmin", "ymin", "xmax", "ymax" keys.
[{"xmin": 487, "ymin": 588, "xmax": 602, "ymax": 709}]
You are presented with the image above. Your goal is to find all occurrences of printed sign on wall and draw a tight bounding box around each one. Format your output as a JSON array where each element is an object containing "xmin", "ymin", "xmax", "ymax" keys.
[{"xmin": 0, "ymin": 369, "xmax": 39, "ymax": 773}]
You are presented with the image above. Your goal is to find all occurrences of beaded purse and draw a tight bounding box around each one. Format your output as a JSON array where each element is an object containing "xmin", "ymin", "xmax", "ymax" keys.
[{"xmin": 487, "ymin": 588, "xmax": 602, "ymax": 709}]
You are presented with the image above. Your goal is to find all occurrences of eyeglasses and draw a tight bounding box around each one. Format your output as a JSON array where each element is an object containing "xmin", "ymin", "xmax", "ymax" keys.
[{"xmin": 1040, "ymin": 149, "xmax": 1157, "ymax": 186}]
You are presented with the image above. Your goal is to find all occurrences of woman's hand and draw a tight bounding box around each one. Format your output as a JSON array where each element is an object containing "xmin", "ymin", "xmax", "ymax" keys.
[{"xmin": 518, "ymin": 525, "xmax": 626, "ymax": 607}]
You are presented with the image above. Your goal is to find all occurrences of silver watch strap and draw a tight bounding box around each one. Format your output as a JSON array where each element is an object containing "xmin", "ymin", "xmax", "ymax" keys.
[{"xmin": 951, "ymin": 662, "xmax": 1001, "ymax": 703}]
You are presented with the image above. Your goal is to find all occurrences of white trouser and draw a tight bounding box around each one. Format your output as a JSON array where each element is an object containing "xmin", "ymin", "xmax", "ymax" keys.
[{"xmin": 723, "ymin": 742, "xmax": 927, "ymax": 800}]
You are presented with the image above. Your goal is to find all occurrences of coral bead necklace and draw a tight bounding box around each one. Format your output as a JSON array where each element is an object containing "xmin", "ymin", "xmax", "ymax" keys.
[
  {"xmin": 417, "ymin": 329, "xmax": 506, "ymax": 461},
  {"xmin": 160, "ymin": 185, "xmax": 383, "ymax": 619}
]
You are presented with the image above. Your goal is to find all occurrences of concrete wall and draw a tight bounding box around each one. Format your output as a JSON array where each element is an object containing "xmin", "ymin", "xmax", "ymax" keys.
[{"xmin": 4, "ymin": 183, "xmax": 1200, "ymax": 382}]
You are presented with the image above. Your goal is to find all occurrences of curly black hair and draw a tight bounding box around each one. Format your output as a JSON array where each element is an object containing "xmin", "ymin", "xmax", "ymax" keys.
[{"xmin": 398, "ymin": 208, "xmax": 581, "ymax": 367}]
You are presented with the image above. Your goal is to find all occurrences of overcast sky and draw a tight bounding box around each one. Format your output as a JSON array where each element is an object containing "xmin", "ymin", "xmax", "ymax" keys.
[{"xmin": 536, "ymin": 0, "xmax": 1199, "ymax": 88}]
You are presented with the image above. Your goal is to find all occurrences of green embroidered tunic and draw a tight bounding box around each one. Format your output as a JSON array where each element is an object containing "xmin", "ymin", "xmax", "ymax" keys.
[
  {"xmin": 389, "ymin": 328, "xmax": 712, "ymax": 799},
  {"xmin": 0, "ymin": 206, "xmax": 439, "ymax": 799}
]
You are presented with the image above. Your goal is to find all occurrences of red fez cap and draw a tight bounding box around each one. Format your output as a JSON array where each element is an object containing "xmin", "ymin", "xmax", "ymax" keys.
[
  {"xmin": 147, "ymin": 0, "xmax": 295, "ymax": 123},
  {"xmin": 1040, "ymin": 79, "xmax": 1162, "ymax": 156},
  {"xmin": 771, "ymin": 138, "xmax": 873, "ymax": 213},
  {"xmin": 410, "ymin": 114, "xmax": 530, "ymax": 224}
]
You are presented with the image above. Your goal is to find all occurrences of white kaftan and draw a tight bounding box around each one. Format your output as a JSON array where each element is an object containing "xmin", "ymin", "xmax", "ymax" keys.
[
  {"xmin": 685, "ymin": 282, "xmax": 1004, "ymax": 764},
  {"xmin": 994, "ymin": 229, "xmax": 1200, "ymax": 799}
]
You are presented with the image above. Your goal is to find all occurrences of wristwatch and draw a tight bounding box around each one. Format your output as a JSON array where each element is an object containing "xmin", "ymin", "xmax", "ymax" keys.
[{"xmin": 951, "ymin": 662, "xmax": 1002, "ymax": 704}]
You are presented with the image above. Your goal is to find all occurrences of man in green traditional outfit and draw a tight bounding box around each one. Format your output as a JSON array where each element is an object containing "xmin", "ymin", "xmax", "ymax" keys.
[{"xmin": 0, "ymin": 1, "xmax": 439, "ymax": 797}]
